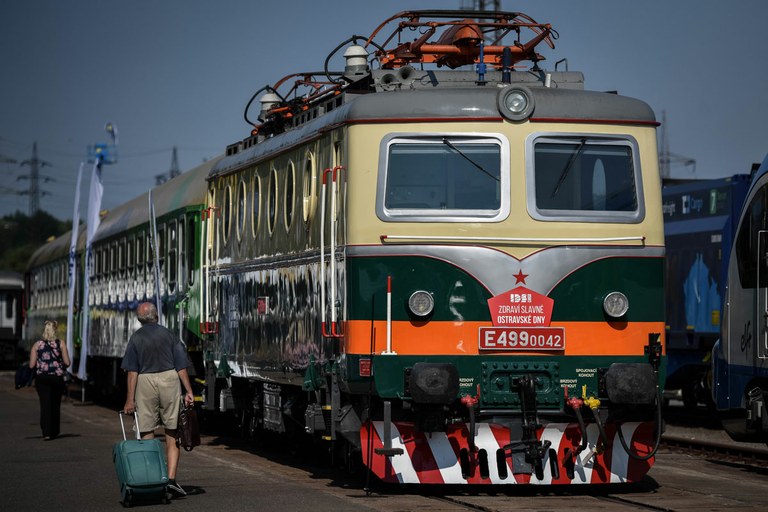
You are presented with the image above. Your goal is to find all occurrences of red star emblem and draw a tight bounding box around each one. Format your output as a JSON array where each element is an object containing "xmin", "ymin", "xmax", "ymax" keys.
[{"xmin": 513, "ymin": 270, "xmax": 528, "ymax": 284}]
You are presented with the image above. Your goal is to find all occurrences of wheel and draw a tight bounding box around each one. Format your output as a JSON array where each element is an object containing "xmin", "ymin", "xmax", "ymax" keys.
[{"xmin": 682, "ymin": 382, "xmax": 698, "ymax": 411}]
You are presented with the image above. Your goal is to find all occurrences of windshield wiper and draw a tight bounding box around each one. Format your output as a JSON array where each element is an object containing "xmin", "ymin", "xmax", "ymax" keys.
[
  {"xmin": 551, "ymin": 138, "xmax": 587, "ymax": 198},
  {"xmin": 442, "ymin": 138, "xmax": 500, "ymax": 182}
]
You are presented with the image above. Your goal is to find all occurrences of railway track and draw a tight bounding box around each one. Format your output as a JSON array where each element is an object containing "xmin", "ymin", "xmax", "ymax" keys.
[
  {"xmin": 661, "ymin": 433, "xmax": 768, "ymax": 468},
  {"xmin": 422, "ymin": 485, "xmax": 677, "ymax": 512}
]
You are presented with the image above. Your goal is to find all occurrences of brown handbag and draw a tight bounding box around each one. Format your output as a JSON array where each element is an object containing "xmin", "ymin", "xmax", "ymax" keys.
[{"xmin": 176, "ymin": 401, "xmax": 201, "ymax": 451}]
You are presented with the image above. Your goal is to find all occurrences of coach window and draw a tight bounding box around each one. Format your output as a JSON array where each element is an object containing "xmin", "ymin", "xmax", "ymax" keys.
[
  {"xmin": 178, "ymin": 217, "xmax": 186, "ymax": 290},
  {"xmin": 168, "ymin": 220, "xmax": 178, "ymax": 295},
  {"xmin": 158, "ymin": 225, "xmax": 166, "ymax": 292},
  {"xmin": 736, "ymin": 186, "xmax": 768, "ymax": 289},
  {"xmin": 127, "ymin": 236, "xmax": 134, "ymax": 272},
  {"xmin": 268, "ymin": 167, "xmax": 278, "ymax": 234},
  {"xmin": 376, "ymin": 134, "xmax": 509, "ymax": 222},
  {"xmin": 51, "ymin": 263, "xmax": 59, "ymax": 306},
  {"xmin": 136, "ymin": 233, "xmax": 144, "ymax": 274},
  {"xmin": 302, "ymin": 151, "xmax": 317, "ymax": 223},
  {"xmin": 222, "ymin": 184, "xmax": 233, "ymax": 244},
  {"xmin": 333, "ymin": 141, "xmax": 344, "ymax": 218},
  {"xmin": 526, "ymin": 134, "xmax": 644, "ymax": 223},
  {"xmin": 4, "ymin": 293, "xmax": 13, "ymax": 319},
  {"xmin": 118, "ymin": 238, "xmax": 126, "ymax": 279},
  {"xmin": 236, "ymin": 179, "xmax": 246, "ymax": 241},
  {"xmin": 110, "ymin": 242, "xmax": 117, "ymax": 278},
  {"xmin": 251, "ymin": 175, "xmax": 261, "ymax": 238},
  {"xmin": 144, "ymin": 232, "xmax": 152, "ymax": 292},
  {"xmin": 285, "ymin": 160, "xmax": 296, "ymax": 231},
  {"xmin": 127, "ymin": 235, "xmax": 135, "ymax": 298},
  {"xmin": 186, "ymin": 216, "xmax": 195, "ymax": 286},
  {"xmin": 93, "ymin": 248, "xmax": 100, "ymax": 277}
]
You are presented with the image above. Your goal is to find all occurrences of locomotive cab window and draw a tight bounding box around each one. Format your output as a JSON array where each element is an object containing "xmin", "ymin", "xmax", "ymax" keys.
[
  {"xmin": 526, "ymin": 134, "xmax": 645, "ymax": 223},
  {"xmin": 376, "ymin": 134, "xmax": 510, "ymax": 222},
  {"xmin": 735, "ymin": 185, "xmax": 768, "ymax": 289}
]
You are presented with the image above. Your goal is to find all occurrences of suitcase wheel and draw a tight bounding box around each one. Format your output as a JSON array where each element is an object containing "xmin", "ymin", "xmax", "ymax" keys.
[{"xmin": 121, "ymin": 489, "xmax": 133, "ymax": 508}]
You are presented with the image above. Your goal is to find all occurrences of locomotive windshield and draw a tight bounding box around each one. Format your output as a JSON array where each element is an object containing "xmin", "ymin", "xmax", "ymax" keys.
[
  {"xmin": 378, "ymin": 135, "xmax": 509, "ymax": 221},
  {"xmin": 527, "ymin": 135, "xmax": 643, "ymax": 222}
]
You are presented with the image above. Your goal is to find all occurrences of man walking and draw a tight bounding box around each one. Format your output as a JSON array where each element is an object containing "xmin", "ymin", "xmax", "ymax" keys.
[{"xmin": 122, "ymin": 302, "xmax": 195, "ymax": 497}]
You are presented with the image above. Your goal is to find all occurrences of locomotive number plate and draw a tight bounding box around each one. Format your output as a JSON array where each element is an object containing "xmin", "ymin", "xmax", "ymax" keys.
[{"xmin": 478, "ymin": 327, "xmax": 565, "ymax": 351}]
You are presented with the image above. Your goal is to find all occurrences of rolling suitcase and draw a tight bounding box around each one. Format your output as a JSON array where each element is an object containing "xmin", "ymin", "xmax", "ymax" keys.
[{"xmin": 113, "ymin": 411, "xmax": 170, "ymax": 507}]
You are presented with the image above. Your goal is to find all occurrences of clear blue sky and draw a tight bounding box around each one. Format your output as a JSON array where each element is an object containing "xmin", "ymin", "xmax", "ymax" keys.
[{"xmin": 1, "ymin": 0, "xmax": 766, "ymax": 221}]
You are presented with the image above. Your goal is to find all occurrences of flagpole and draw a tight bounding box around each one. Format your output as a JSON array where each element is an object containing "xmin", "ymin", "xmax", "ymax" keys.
[
  {"xmin": 66, "ymin": 164, "xmax": 83, "ymax": 373},
  {"xmin": 77, "ymin": 123, "xmax": 118, "ymax": 401}
]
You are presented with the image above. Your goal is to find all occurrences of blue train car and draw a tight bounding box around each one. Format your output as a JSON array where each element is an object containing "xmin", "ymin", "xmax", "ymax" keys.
[{"xmin": 663, "ymin": 174, "xmax": 750, "ymax": 408}]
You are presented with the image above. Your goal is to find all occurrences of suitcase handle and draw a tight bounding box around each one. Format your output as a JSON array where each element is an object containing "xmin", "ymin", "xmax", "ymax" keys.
[{"xmin": 118, "ymin": 410, "xmax": 140, "ymax": 441}]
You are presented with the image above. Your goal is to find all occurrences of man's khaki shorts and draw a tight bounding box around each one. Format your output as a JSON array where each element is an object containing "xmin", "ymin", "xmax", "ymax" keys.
[{"xmin": 136, "ymin": 369, "xmax": 181, "ymax": 432}]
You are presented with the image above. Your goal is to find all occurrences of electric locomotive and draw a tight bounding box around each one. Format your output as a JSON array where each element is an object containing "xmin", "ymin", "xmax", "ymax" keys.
[
  {"xmin": 203, "ymin": 10, "xmax": 666, "ymax": 485},
  {"xmin": 712, "ymin": 153, "xmax": 768, "ymax": 442}
]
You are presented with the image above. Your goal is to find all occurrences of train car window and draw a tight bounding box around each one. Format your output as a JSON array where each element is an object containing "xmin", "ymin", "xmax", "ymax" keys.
[
  {"xmin": 147, "ymin": 231, "xmax": 154, "ymax": 264},
  {"xmin": 178, "ymin": 218, "xmax": 186, "ymax": 290},
  {"xmin": 110, "ymin": 243, "xmax": 117, "ymax": 276},
  {"xmin": 268, "ymin": 168, "xmax": 278, "ymax": 234},
  {"xmin": 377, "ymin": 134, "xmax": 509, "ymax": 222},
  {"xmin": 93, "ymin": 248, "xmax": 100, "ymax": 277},
  {"xmin": 285, "ymin": 161, "xmax": 296, "ymax": 231},
  {"xmin": 136, "ymin": 233, "xmax": 144, "ymax": 272},
  {"xmin": 58, "ymin": 261, "xmax": 65, "ymax": 306},
  {"xmin": 158, "ymin": 225, "xmax": 166, "ymax": 277},
  {"xmin": 186, "ymin": 216, "xmax": 195, "ymax": 286},
  {"xmin": 127, "ymin": 237, "xmax": 134, "ymax": 270},
  {"xmin": 236, "ymin": 179, "xmax": 246, "ymax": 241},
  {"xmin": 333, "ymin": 142, "xmax": 344, "ymax": 218},
  {"xmin": 302, "ymin": 151, "xmax": 317, "ymax": 224},
  {"xmin": 168, "ymin": 220, "xmax": 177, "ymax": 295},
  {"xmin": 222, "ymin": 184, "xmax": 232, "ymax": 243},
  {"xmin": 4, "ymin": 293, "xmax": 13, "ymax": 319},
  {"xmin": 251, "ymin": 175, "xmax": 261, "ymax": 238},
  {"xmin": 735, "ymin": 186, "xmax": 768, "ymax": 289},
  {"xmin": 527, "ymin": 134, "xmax": 644, "ymax": 223},
  {"xmin": 118, "ymin": 238, "xmax": 126, "ymax": 278},
  {"xmin": 333, "ymin": 141, "xmax": 342, "ymax": 169}
]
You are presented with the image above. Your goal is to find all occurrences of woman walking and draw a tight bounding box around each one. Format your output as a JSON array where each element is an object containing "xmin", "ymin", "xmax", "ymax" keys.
[{"xmin": 29, "ymin": 320, "xmax": 70, "ymax": 440}]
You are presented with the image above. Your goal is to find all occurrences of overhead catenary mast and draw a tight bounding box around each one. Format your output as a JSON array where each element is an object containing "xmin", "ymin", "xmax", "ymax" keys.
[
  {"xmin": 18, "ymin": 142, "xmax": 53, "ymax": 215},
  {"xmin": 659, "ymin": 110, "xmax": 696, "ymax": 179}
]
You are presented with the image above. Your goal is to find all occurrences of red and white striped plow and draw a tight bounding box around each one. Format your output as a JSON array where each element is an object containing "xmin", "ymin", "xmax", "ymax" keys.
[{"xmin": 360, "ymin": 420, "xmax": 655, "ymax": 484}]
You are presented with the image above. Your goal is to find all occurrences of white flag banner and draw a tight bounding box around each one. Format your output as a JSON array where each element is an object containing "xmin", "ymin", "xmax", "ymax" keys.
[
  {"xmin": 66, "ymin": 163, "xmax": 83, "ymax": 369},
  {"xmin": 78, "ymin": 159, "xmax": 103, "ymax": 380}
]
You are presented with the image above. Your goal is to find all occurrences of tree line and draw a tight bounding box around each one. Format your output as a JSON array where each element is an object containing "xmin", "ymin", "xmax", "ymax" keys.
[{"xmin": 0, "ymin": 211, "xmax": 71, "ymax": 274}]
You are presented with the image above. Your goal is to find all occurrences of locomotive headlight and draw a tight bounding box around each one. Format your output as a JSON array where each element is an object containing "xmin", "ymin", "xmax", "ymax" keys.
[
  {"xmin": 497, "ymin": 86, "xmax": 535, "ymax": 121},
  {"xmin": 408, "ymin": 290, "xmax": 434, "ymax": 318},
  {"xmin": 603, "ymin": 291, "xmax": 629, "ymax": 318}
]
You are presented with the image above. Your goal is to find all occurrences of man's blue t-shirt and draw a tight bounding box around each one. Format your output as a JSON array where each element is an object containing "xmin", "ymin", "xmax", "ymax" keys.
[{"xmin": 121, "ymin": 323, "xmax": 188, "ymax": 374}]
